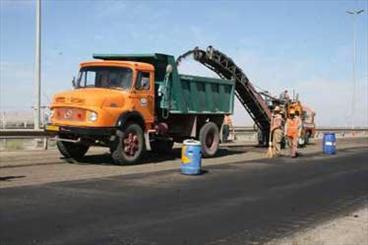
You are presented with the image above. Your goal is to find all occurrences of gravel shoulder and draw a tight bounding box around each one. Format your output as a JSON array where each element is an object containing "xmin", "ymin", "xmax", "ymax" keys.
[{"xmin": 267, "ymin": 204, "xmax": 368, "ymax": 245}]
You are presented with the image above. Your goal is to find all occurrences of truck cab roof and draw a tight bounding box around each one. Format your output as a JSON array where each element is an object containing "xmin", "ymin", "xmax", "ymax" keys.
[
  {"xmin": 80, "ymin": 60, "xmax": 154, "ymax": 71},
  {"xmin": 93, "ymin": 53, "xmax": 172, "ymax": 63},
  {"xmin": 93, "ymin": 53, "xmax": 176, "ymax": 81}
]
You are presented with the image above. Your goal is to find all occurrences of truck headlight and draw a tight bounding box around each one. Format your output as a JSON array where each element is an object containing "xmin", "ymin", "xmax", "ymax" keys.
[{"xmin": 88, "ymin": 111, "xmax": 98, "ymax": 122}]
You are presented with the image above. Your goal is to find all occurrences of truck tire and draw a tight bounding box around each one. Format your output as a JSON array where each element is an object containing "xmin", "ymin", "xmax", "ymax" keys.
[
  {"xmin": 199, "ymin": 122, "xmax": 219, "ymax": 157},
  {"xmin": 151, "ymin": 140, "xmax": 174, "ymax": 153},
  {"xmin": 56, "ymin": 141, "xmax": 89, "ymax": 161},
  {"xmin": 111, "ymin": 123, "xmax": 145, "ymax": 165}
]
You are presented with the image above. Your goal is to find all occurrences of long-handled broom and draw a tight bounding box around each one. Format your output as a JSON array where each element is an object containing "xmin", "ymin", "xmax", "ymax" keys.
[{"xmin": 266, "ymin": 118, "xmax": 274, "ymax": 158}]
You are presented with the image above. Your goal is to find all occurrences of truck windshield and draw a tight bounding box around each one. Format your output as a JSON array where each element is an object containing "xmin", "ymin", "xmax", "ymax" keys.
[{"xmin": 77, "ymin": 66, "xmax": 133, "ymax": 90}]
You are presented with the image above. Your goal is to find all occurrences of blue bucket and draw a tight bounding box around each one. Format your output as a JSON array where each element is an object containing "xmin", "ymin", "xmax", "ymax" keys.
[
  {"xmin": 181, "ymin": 139, "xmax": 202, "ymax": 175},
  {"xmin": 323, "ymin": 133, "xmax": 336, "ymax": 155}
]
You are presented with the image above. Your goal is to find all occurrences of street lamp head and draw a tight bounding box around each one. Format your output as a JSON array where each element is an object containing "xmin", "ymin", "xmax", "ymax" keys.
[
  {"xmin": 346, "ymin": 9, "xmax": 365, "ymax": 15},
  {"xmin": 356, "ymin": 9, "xmax": 364, "ymax": 14}
]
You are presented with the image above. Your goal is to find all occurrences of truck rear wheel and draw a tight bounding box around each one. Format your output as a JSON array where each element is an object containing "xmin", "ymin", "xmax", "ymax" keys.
[
  {"xmin": 111, "ymin": 123, "xmax": 145, "ymax": 165},
  {"xmin": 56, "ymin": 141, "xmax": 89, "ymax": 161},
  {"xmin": 150, "ymin": 139, "xmax": 174, "ymax": 153},
  {"xmin": 199, "ymin": 122, "xmax": 219, "ymax": 157}
]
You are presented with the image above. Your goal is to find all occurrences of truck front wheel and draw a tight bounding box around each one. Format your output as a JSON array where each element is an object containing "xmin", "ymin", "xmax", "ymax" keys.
[
  {"xmin": 111, "ymin": 123, "xmax": 145, "ymax": 165},
  {"xmin": 199, "ymin": 122, "xmax": 220, "ymax": 157},
  {"xmin": 56, "ymin": 141, "xmax": 89, "ymax": 161}
]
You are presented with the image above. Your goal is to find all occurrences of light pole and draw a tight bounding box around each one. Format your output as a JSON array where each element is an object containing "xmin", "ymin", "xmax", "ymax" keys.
[
  {"xmin": 34, "ymin": 0, "xmax": 41, "ymax": 130},
  {"xmin": 346, "ymin": 9, "xmax": 364, "ymax": 129}
]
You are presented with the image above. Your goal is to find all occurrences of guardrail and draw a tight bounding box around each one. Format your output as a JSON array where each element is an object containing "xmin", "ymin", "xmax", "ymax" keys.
[
  {"xmin": 0, "ymin": 129, "xmax": 53, "ymax": 139},
  {"xmin": 232, "ymin": 126, "xmax": 368, "ymax": 132},
  {"xmin": 1, "ymin": 127, "xmax": 367, "ymax": 139}
]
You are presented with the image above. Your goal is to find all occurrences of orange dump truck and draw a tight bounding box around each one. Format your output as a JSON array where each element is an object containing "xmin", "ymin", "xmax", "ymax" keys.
[{"xmin": 46, "ymin": 54, "xmax": 235, "ymax": 164}]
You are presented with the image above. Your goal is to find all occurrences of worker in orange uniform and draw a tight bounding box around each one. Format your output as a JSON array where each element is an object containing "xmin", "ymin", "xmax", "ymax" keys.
[
  {"xmin": 271, "ymin": 106, "xmax": 284, "ymax": 156},
  {"xmin": 284, "ymin": 109, "xmax": 302, "ymax": 158}
]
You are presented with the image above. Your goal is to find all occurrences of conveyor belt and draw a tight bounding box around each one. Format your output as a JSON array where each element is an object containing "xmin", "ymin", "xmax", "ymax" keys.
[{"xmin": 177, "ymin": 46, "xmax": 272, "ymax": 132}]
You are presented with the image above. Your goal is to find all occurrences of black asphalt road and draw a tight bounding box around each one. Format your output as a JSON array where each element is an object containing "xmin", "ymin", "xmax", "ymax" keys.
[{"xmin": 1, "ymin": 148, "xmax": 367, "ymax": 245}]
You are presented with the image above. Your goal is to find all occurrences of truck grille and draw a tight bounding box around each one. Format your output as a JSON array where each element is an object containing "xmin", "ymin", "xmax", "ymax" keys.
[{"xmin": 55, "ymin": 108, "xmax": 86, "ymax": 121}]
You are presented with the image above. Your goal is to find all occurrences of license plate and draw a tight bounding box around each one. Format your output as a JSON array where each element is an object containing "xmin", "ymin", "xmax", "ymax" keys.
[{"xmin": 46, "ymin": 125, "xmax": 59, "ymax": 132}]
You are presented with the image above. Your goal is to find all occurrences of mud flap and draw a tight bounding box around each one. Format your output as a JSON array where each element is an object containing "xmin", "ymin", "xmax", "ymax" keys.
[{"xmin": 145, "ymin": 132, "xmax": 151, "ymax": 151}]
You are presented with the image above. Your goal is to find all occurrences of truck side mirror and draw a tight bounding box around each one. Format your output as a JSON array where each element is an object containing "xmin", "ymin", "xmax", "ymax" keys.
[{"xmin": 166, "ymin": 64, "xmax": 173, "ymax": 74}]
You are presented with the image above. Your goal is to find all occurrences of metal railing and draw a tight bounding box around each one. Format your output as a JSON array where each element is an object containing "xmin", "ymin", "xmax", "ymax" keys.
[{"xmin": 0, "ymin": 129, "xmax": 51, "ymax": 138}]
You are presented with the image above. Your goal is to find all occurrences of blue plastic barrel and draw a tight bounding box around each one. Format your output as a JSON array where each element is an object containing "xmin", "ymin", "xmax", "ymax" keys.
[
  {"xmin": 323, "ymin": 133, "xmax": 336, "ymax": 154},
  {"xmin": 181, "ymin": 139, "xmax": 202, "ymax": 175}
]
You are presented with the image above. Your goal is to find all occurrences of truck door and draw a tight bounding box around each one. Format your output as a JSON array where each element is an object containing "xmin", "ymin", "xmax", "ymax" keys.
[{"xmin": 132, "ymin": 71, "xmax": 155, "ymax": 125}]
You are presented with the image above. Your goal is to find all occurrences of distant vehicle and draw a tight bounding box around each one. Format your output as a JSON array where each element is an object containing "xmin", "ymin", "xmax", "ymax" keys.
[{"xmin": 300, "ymin": 105, "xmax": 316, "ymax": 145}]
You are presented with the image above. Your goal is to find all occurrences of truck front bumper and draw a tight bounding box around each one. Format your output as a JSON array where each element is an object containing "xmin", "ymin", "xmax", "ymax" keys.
[{"xmin": 46, "ymin": 125, "xmax": 116, "ymax": 137}]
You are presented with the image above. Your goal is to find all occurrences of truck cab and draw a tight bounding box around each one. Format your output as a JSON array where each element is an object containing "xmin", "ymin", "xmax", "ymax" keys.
[
  {"xmin": 48, "ymin": 60, "xmax": 156, "ymax": 164},
  {"xmin": 52, "ymin": 61, "xmax": 155, "ymax": 128}
]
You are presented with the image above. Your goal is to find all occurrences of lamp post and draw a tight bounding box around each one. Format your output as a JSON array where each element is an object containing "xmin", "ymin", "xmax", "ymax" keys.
[
  {"xmin": 346, "ymin": 9, "xmax": 364, "ymax": 129},
  {"xmin": 34, "ymin": 0, "xmax": 41, "ymax": 130}
]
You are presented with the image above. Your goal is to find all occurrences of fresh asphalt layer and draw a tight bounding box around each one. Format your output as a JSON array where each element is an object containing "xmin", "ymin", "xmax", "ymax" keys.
[{"xmin": 0, "ymin": 148, "xmax": 367, "ymax": 245}]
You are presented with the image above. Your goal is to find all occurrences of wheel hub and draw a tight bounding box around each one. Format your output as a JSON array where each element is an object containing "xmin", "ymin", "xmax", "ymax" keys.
[{"xmin": 123, "ymin": 132, "xmax": 139, "ymax": 156}]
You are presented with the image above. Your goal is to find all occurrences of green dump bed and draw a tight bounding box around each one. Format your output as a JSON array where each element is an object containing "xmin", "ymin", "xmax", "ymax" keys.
[
  {"xmin": 93, "ymin": 53, "xmax": 235, "ymax": 115},
  {"xmin": 165, "ymin": 74, "xmax": 234, "ymax": 114}
]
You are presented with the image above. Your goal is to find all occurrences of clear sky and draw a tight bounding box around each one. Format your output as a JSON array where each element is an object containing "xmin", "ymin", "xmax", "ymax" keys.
[{"xmin": 1, "ymin": 0, "xmax": 367, "ymax": 126}]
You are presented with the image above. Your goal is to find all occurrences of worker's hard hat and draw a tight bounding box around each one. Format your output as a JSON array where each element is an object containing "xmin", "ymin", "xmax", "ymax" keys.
[
  {"xmin": 274, "ymin": 106, "xmax": 281, "ymax": 112},
  {"xmin": 289, "ymin": 109, "xmax": 295, "ymax": 115}
]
